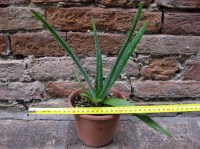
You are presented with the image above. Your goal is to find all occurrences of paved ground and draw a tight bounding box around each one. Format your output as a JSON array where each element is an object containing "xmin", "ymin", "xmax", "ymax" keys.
[{"xmin": 0, "ymin": 111, "xmax": 200, "ymax": 149}]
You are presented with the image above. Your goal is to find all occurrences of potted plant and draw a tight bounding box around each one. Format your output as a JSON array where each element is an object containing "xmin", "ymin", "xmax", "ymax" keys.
[{"xmin": 32, "ymin": 2, "xmax": 172, "ymax": 147}]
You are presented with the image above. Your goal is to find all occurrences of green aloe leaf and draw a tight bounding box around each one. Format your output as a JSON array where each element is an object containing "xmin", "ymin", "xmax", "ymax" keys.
[
  {"xmin": 120, "ymin": 2, "xmax": 143, "ymax": 52},
  {"xmin": 92, "ymin": 17, "xmax": 103, "ymax": 96},
  {"xmin": 31, "ymin": 10, "xmax": 96, "ymax": 98},
  {"xmin": 80, "ymin": 93, "xmax": 102, "ymax": 105},
  {"xmin": 99, "ymin": 20, "xmax": 148, "ymax": 98},
  {"xmin": 103, "ymin": 98, "xmax": 134, "ymax": 106},
  {"xmin": 135, "ymin": 114, "xmax": 172, "ymax": 137},
  {"xmin": 103, "ymin": 98, "xmax": 172, "ymax": 137},
  {"xmin": 100, "ymin": 3, "xmax": 143, "ymax": 99},
  {"xmin": 72, "ymin": 69, "xmax": 91, "ymax": 96},
  {"xmin": 73, "ymin": 69, "xmax": 102, "ymax": 103}
]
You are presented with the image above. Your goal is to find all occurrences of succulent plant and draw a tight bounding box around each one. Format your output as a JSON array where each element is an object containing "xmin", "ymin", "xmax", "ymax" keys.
[{"xmin": 31, "ymin": 2, "xmax": 172, "ymax": 137}]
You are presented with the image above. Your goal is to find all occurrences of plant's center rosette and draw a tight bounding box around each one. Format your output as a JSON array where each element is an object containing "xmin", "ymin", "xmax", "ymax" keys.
[
  {"xmin": 72, "ymin": 92, "xmax": 116, "ymax": 107},
  {"xmin": 68, "ymin": 88, "xmax": 126, "ymax": 119},
  {"xmin": 72, "ymin": 95, "xmax": 96, "ymax": 107}
]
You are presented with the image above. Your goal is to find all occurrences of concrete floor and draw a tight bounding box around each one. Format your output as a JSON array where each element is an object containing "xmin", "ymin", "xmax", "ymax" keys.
[{"xmin": 0, "ymin": 111, "xmax": 200, "ymax": 149}]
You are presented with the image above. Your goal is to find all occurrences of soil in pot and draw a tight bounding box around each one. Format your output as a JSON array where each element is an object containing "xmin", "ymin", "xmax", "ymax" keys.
[{"xmin": 72, "ymin": 94, "xmax": 96, "ymax": 107}]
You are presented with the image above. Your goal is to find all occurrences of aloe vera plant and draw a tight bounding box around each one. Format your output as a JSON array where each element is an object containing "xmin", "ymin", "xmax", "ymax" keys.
[{"xmin": 31, "ymin": 2, "xmax": 172, "ymax": 137}]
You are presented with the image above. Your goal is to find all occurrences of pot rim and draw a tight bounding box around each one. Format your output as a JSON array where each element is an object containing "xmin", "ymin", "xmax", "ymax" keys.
[{"xmin": 67, "ymin": 88, "xmax": 126, "ymax": 120}]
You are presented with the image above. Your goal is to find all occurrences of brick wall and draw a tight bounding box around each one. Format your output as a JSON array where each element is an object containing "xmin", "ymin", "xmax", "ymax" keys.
[{"xmin": 0, "ymin": 0, "xmax": 200, "ymax": 110}]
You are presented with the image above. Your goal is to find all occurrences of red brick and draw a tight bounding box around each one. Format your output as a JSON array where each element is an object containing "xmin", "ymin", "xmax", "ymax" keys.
[
  {"xmin": 0, "ymin": 82, "xmax": 47, "ymax": 101},
  {"xmin": 156, "ymin": 0, "xmax": 200, "ymax": 9},
  {"xmin": 46, "ymin": 81, "xmax": 131, "ymax": 98},
  {"xmin": 184, "ymin": 60, "xmax": 200, "ymax": 81},
  {"xmin": 46, "ymin": 7, "xmax": 161, "ymax": 33},
  {"xmin": 0, "ymin": 7, "xmax": 43, "ymax": 31},
  {"xmin": 97, "ymin": 0, "xmax": 152, "ymax": 7},
  {"xmin": 45, "ymin": 81, "xmax": 79, "ymax": 98},
  {"xmin": 140, "ymin": 57, "xmax": 179, "ymax": 80},
  {"xmin": 164, "ymin": 13, "xmax": 200, "ymax": 35},
  {"xmin": 0, "ymin": 35, "xmax": 9, "ymax": 55},
  {"xmin": 136, "ymin": 35, "xmax": 200, "ymax": 55},
  {"xmin": 0, "ymin": 0, "xmax": 27, "ymax": 5},
  {"xmin": 67, "ymin": 32, "xmax": 125, "ymax": 56},
  {"xmin": 132, "ymin": 81, "xmax": 200, "ymax": 99},
  {"xmin": 11, "ymin": 32, "xmax": 66, "ymax": 57}
]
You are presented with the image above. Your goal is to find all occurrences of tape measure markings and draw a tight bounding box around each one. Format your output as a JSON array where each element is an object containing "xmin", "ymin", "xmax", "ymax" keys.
[{"xmin": 28, "ymin": 104, "xmax": 200, "ymax": 115}]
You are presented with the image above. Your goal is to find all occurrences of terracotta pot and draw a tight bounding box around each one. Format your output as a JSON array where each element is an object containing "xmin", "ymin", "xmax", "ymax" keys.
[{"xmin": 68, "ymin": 88, "xmax": 126, "ymax": 147}]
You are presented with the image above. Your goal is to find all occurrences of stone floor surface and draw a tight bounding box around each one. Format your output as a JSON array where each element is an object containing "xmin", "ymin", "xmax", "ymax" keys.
[{"xmin": 0, "ymin": 111, "xmax": 200, "ymax": 149}]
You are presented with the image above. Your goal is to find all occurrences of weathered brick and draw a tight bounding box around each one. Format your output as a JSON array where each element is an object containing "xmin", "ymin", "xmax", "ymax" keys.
[
  {"xmin": 28, "ymin": 56, "xmax": 137, "ymax": 82},
  {"xmin": 0, "ymin": 60, "xmax": 25, "ymax": 82},
  {"xmin": 97, "ymin": 0, "xmax": 127, "ymax": 6},
  {"xmin": 0, "ymin": 0, "xmax": 28, "ymax": 5},
  {"xmin": 67, "ymin": 32, "xmax": 125, "ymax": 56},
  {"xmin": 0, "ymin": 82, "xmax": 47, "ymax": 100},
  {"xmin": 46, "ymin": 81, "xmax": 131, "ymax": 98},
  {"xmin": 0, "ymin": 7, "xmax": 43, "ymax": 31},
  {"xmin": 11, "ymin": 32, "xmax": 66, "ymax": 57},
  {"xmin": 45, "ymin": 81, "xmax": 79, "ymax": 98},
  {"xmin": 32, "ymin": 0, "xmax": 92, "ymax": 2},
  {"xmin": 28, "ymin": 57, "xmax": 74, "ymax": 81},
  {"xmin": 164, "ymin": 13, "xmax": 200, "ymax": 35},
  {"xmin": 184, "ymin": 60, "xmax": 200, "ymax": 81},
  {"xmin": 136, "ymin": 35, "xmax": 200, "ymax": 55},
  {"xmin": 132, "ymin": 81, "xmax": 200, "ymax": 99},
  {"xmin": 97, "ymin": 0, "xmax": 152, "ymax": 7},
  {"xmin": 0, "ymin": 35, "xmax": 9, "ymax": 55},
  {"xmin": 113, "ymin": 81, "xmax": 131, "ymax": 98},
  {"xmin": 140, "ymin": 57, "xmax": 179, "ymax": 80},
  {"xmin": 83, "ymin": 57, "xmax": 139, "ymax": 78},
  {"xmin": 46, "ymin": 7, "xmax": 161, "ymax": 33},
  {"xmin": 156, "ymin": 0, "xmax": 200, "ymax": 9}
]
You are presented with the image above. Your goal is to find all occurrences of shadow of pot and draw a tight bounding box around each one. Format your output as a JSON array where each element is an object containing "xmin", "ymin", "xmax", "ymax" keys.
[{"xmin": 67, "ymin": 88, "xmax": 126, "ymax": 147}]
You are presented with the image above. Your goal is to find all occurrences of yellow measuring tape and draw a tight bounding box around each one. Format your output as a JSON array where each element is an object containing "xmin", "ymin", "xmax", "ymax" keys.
[{"xmin": 29, "ymin": 104, "xmax": 200, "ymax": 115}]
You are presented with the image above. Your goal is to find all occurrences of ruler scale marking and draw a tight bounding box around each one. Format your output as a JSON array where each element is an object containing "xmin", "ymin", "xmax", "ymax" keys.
[{"xmin": 28, "ymin": 104, "xmax": 200, "ymax": 115}]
